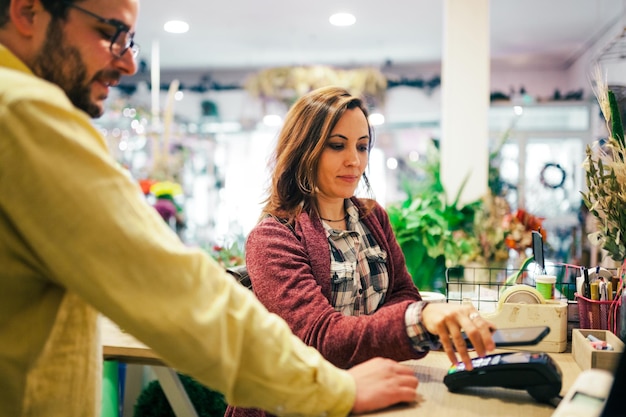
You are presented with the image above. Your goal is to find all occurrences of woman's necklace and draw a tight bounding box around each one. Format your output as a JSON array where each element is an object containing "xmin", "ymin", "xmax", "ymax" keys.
[{"xmin": 319, "ymin": 214, "xmax": 348, "ymax": 222}]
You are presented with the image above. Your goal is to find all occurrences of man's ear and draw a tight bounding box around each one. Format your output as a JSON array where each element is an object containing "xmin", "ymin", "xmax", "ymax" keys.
[{"xmin": 9, "ymin": 0, "xmax": 42, "ymax": 36}]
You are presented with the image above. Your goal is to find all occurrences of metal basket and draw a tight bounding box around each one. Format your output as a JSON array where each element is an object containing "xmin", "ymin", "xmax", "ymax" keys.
[
  {"xmin": 575, "ymin": 292, "xmax": 621, "ymax": 333},
  {"xmin": 445, "ymin": 262, "xmax": 589, "ymax": 313}
]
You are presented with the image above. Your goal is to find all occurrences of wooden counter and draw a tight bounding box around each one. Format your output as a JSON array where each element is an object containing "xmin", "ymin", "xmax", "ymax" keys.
[
  {"xmin": 101, "ymin": 317, "xmax": 581, "ymax": 417},
  {"xmin": 101, "ymin": 317, "xmax": 199, "ymax": 417},
  {"xmin": 378, "ymin": 349, "xmax": 581, "ymax": 417},
  {"xmin": 101, "ymin": 317, "xmax": 162, "ymax": 366}
]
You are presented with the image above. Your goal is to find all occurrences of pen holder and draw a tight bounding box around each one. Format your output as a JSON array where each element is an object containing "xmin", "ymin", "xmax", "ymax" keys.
[{"xmin": 575, "ymin": 293, "xmax": 621, "ymax": 333}]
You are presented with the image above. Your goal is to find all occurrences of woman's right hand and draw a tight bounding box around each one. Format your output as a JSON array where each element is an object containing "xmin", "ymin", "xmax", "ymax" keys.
[
  {"xmin": 421, "ymin": 303, "xmax": 496, "ymax": 370},
  {"xmin": 348, "ymin": 357, "xmax": 418, "ymax": 414}
]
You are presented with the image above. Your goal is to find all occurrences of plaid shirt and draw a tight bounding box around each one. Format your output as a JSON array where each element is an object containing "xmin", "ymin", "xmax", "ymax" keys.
[{"xmin": 323, "ymin": 200, "xmax": 438, "ymax": 351}]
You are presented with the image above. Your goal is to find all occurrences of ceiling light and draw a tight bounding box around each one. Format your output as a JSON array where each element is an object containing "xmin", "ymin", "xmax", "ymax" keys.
[
  {"xmin": 329, "ymin": 12, "xmax": 356, "ymax": 27},
  {"xmin": 164, "ymin": 20, "xmax": 189, "ymax": 34},
  {"xmin": 368, "ymin": 113, "xmax": 385, "ymax": 126},
  {"xmin": 386, "ymin": 158, "xmax": 398, "ymax": 170},
  {"xmin": 263, "ymin": 114, "xmax": 283, "ymax": 127}
]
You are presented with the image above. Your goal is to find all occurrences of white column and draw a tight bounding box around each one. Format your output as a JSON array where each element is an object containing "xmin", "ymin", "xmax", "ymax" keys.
[
  {"xmin": 151, "ymin": 41, "xmax": 161, "ymax": 163},
  {"xmin": 151, "ymin": 40, "xmax": 160, "ymax": 125},
  {"xmin": 441, "ymin": 0, "xmax": 490, "ymax": 205}
]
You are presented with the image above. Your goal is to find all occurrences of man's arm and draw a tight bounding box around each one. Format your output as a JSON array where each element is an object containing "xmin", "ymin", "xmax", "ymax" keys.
[{"xmin": 2, "ymin": 90, "xmax": 417, "ymax": 416}]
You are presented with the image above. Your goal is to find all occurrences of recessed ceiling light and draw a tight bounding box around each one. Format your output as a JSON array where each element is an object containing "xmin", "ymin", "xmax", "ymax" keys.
[
  {"xmin": 164, "ymin": 20, "xmax": 189, "ymax": 34},
  {"xmin": 368, "ymin": 113, "xmax": 385, "ymax": 126},
  {"xmin": 263, "ymin": 114, "xmax": 283, "ymax": 127},
  {"xmin": 329, "ymin": 12, "xmax": 356, "ymax": 27}
]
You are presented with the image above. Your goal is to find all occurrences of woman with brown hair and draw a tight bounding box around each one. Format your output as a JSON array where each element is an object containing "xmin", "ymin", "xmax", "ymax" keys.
[{"xmin": 226, "ymin": 86, "xmax": 496, "ymax": 417}]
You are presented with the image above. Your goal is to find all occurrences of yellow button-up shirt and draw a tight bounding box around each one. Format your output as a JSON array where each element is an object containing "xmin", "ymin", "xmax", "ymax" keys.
[{"xmin": 0, "ymin": 44, "xmax": 354, "ymax": 417}]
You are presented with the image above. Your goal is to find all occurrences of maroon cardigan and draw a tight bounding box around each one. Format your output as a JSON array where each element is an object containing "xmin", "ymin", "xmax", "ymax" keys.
[{"xmin": 225, "ymin": 198, "xmax": 426, "ymax": 417}]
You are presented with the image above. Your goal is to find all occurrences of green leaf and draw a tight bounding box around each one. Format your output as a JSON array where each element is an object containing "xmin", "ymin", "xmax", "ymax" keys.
[{"xmin": 608, "ymin": 90, "xmax": 625, "ymax": 149}]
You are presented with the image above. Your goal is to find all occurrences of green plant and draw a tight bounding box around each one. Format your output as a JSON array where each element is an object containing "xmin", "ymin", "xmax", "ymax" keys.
[
  {"xmin": 134, "ymin": 374, "xmax": 227, "ymax": 417},
  {"xmin": 388, "ymin": 112, "xmax": 531, "ymax": 292},
  {"xmin": 204, "ymin": 235, "xmax": 245, "ymax": 268},
  {"xmin": 387, "ymin": 140, "xmax": 481, "ymax": 293}
]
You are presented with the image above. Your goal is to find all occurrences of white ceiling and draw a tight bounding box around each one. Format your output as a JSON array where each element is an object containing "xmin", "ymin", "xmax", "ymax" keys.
[{"xmin": 133, "ymin": 0, "xmax": 626, "ymax": 72}]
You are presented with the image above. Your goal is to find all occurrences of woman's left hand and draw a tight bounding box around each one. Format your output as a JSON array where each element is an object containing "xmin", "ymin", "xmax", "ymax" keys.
[{"xmin": 421, "ymin": 303, "xmax": 496, "ymax": 370}]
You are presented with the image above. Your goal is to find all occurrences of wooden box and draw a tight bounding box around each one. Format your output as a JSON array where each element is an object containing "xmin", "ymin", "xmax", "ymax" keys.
[{"xmin": 572, "ymin": 329, "xmax": 624, "ymax": 372}]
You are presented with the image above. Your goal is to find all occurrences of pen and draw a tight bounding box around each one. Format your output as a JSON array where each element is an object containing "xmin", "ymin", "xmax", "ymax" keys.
[
  {"xmin": 587, "ymin": 334, "xmax": 602, "ymax": 342},
  {"xmin": 590, "ymin": 281, "xmax": 599, "ymax": 300},
  {"xmin": 599, "ymin": 277, "xmax": 608, "ymax": 301}
]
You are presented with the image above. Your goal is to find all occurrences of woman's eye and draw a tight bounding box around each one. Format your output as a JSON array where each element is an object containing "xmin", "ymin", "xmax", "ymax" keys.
[
  {"xmin": 328, "ymin": 143, "xmax": 344, "ymax": 150},
  {"xmin": 358, "ymin": 145, "xmax": 369, "ymax": 152}
]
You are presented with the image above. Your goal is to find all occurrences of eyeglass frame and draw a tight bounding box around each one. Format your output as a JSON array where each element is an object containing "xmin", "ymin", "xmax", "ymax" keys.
[{"xmin": 63, "ymin": 2, "xmax": 140, "ymax": 59}]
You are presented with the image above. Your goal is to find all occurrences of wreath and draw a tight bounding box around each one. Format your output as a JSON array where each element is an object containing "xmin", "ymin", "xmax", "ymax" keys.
[{"xmin": 539, "ymin": 162, "xmax": 566, "ymax": 189}]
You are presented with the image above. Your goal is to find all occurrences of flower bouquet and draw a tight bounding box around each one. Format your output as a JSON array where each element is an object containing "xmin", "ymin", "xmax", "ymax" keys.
[
  {"xmin": 580, "ymin": 67, "xmax": 626, "ymax": 336},
  {"xmin": 468, "ymin": 193, "xmax": 545, "ymax": 265},
  {"xmin": 582, "ymin": 67, "xmax": 626, "ymax": 263}
]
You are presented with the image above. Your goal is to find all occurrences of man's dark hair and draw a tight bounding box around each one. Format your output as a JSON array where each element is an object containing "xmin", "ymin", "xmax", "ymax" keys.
[{"xmin": 0, "ymin": 0, "xmax": 77, "ymax": 27}]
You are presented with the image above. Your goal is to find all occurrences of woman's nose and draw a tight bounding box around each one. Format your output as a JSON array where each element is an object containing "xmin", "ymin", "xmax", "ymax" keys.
[{"xmin": 345, "ymin": 148, "xmax": 359, "ymax": 166}]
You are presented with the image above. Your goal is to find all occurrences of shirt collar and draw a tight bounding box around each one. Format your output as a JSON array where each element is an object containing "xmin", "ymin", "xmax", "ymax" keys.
[
  {"xmin": 345, "ymin": 199, "xmax": 359, "ymax": 223},
  {"xmin": 322, "ymin": 199, "xmax": 361, "ymax": 236},
  {"xmin": 0, "ymin": 43, "xmax": 35, "ymax": 75}
]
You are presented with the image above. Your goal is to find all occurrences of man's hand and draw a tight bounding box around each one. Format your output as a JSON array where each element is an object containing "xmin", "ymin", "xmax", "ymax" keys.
[{"xmin": 348, "ymin": 357, "xmax": 418, "ymax": 414}]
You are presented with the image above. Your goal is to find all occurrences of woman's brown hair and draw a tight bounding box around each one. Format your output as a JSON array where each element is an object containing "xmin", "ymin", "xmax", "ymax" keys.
[{"xmin": 260, "ymin": 86, "xmax": 375, "ymax": 223}]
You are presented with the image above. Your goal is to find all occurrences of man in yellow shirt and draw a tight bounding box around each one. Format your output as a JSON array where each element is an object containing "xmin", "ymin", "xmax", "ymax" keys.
[{"xmin": 0, "ymin": 0, "xmax": 419, "ymax": 416}]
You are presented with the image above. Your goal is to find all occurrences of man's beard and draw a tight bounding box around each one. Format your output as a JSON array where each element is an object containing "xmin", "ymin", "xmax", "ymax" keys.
[{"xmin": 32, "ymin": 18, "xmax": 103, "ymax": 118}]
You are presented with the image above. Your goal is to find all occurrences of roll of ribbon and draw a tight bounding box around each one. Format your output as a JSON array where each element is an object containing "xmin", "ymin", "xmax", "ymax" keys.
[{"xmin": 499, "ymin": 285, "xmax": 544, "ymax": 305}]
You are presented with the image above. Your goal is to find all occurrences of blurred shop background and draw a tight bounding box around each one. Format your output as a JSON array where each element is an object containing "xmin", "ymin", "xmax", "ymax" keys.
[
  {"xmin": 93, "ymin": 0, "xmax": 626, "ymax": 272},
  {"xmin": 93, "ymin": 1, "xmax": 626, "ymax": 415}
]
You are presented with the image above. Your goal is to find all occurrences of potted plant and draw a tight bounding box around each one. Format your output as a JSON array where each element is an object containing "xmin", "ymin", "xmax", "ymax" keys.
[
  {"xmin": 387, "ymin": 140, "xmax": 481, "ymax": 293},
  {"xmin": 387, "ymin": 139, "xmax": 544, "ymax": 293}
]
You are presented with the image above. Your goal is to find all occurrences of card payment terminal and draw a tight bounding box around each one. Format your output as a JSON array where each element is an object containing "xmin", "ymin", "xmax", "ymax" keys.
[{"xmin": 443, "ymin": 351, "xmax": 562, "ymax": 403}]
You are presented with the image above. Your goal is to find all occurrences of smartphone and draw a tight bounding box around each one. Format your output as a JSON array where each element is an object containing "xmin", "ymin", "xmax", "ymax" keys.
[{"xmin": 463, "ymin": 325, "xmax": 550, "ymax": 348}]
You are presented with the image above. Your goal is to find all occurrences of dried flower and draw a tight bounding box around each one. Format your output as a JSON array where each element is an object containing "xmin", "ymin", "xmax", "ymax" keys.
[
  {"xmin": 503, "ymin": 208, "xmax": 546, "ymax": 252},
  {"xmin": 244, "ymin": 65, "xmax": 387, "ymax": 107},
  {"xmin": 581, "ymin": 66, "xmax": 626, "ymax": 261},
  {"xmin": 470, "ymin": 194, "xmax": 545, "ymax": 264}
]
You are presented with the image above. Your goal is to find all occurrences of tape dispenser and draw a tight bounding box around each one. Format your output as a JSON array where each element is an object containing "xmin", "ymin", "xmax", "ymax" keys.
[{"xmin": 481, "ymin": 285, "xmax": 568, "ymax": 352}]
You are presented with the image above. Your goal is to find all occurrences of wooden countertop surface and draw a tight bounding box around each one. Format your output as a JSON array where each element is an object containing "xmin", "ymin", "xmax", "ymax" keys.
[{"xmin": 101, "ymin": 316, "xmax": 582, "ymax": 416}]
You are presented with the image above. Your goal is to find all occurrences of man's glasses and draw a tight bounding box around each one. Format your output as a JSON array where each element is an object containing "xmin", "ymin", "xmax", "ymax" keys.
[{"xmin": 65, "ymin": 2, "xmax": 140, "ymax": 59}]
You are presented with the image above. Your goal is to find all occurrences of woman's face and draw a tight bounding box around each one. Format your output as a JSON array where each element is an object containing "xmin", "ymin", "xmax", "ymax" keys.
[{"xmin": 316, "ymin": 108, "xmax": 370, "ymax": 205}]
